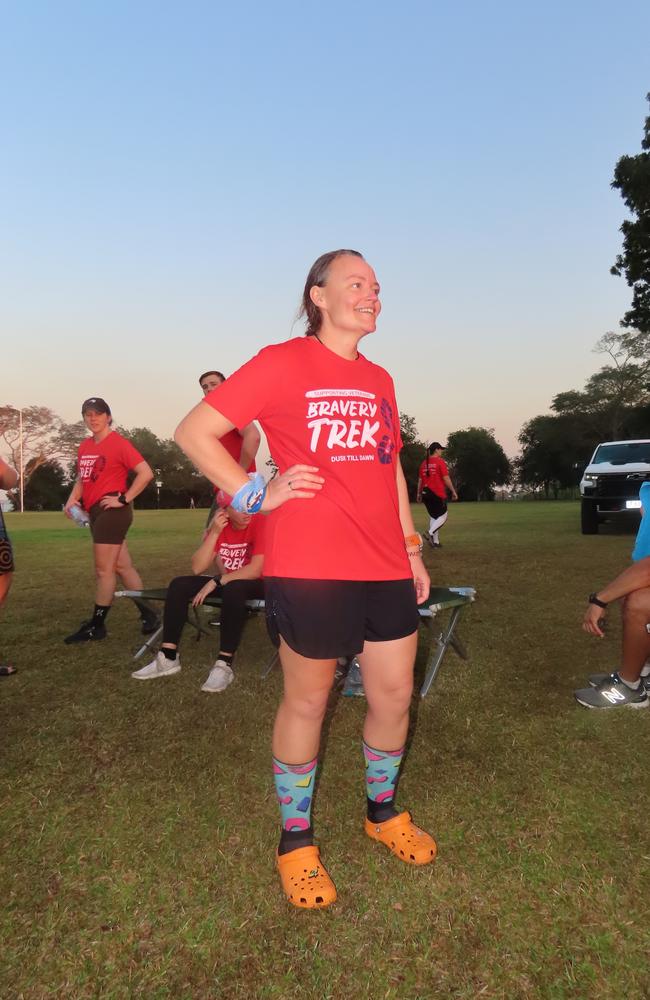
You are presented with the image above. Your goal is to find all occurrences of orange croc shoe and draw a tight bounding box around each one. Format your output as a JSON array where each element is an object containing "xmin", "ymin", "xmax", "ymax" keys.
[
  {"xmin": 276, "ymin": 845, "xmax": 337, "ymax": 909},
  {"xmin": 365, "ymin": 811, "xmax": 437, "ymax": 865}
]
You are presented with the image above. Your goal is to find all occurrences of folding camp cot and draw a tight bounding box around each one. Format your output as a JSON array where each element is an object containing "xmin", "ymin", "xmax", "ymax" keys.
[{"xmin": 114, "ymin": 584, "xmax": 476, "ymax": 698}]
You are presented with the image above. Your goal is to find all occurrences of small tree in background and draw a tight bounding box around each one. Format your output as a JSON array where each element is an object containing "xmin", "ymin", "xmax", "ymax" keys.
[
  {"xmin": 0, "ymin": 405, "xmax": 85, "ymax": 507},
  {"xmin": 446, "ymin": 427, "xmax": 510, "ymax": 501}
]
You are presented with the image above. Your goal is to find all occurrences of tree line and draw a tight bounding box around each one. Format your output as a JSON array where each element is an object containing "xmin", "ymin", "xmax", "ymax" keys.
[{"xmin": 3, "ymin": 95, "xmax": 649, "ymax": 510}]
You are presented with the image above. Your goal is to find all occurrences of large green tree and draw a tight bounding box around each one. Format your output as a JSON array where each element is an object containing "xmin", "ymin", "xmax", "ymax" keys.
[
  {"xmin": 0, "ymin": 405, "xmax": 85, "ymax": 507},
  {"xmin": 516, "ymin": 414, "xmax": 596, "ymax": 498},
  {"xmin": 445, "ymin": 427, "xmax": 510, "ymax": 501},
  {"xmin": 117, "ymin": 426, "xmax": 214, "ymax": 508},
  {"xmin": 610, "ymin": 93, "xmax": 650, "ymax": 334}
]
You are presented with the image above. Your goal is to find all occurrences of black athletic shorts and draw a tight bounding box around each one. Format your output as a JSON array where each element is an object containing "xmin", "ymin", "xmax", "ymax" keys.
[
  {"xmin": 89, "ymin": 499, "xmax": 133, "ymax": 545},
  {"xmin": 264, "ymin": 577, "xmax": 420, "ymax": 660},
  {"xmin": 421, "ymin": 488, "xmax": 447, "ymax": 519}
]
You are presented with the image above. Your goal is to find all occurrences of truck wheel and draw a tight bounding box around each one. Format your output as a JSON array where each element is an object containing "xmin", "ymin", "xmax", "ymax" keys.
[{"xmin": 581, "ymin": 500, "xmax": 599, "ymax": 535}]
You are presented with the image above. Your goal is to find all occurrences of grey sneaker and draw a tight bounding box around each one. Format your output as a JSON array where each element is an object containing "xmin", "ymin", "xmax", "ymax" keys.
[
  {"xmin": 589, "ymin": 671, "xmax": 650, "ymax": 692},
  {"xmin": 575, "ymin": 672, "xmax": 649, "ymax": 709},
  {"xmin": 201, "ymin": 660, "xmax": 234, "ymax": 693},
  {"xmin": 132, "ymin": 650, "xmax": 181, "ymax": 680}
]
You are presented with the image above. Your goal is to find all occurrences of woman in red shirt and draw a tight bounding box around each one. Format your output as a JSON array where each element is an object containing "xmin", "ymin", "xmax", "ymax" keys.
[
  {"xmin": 63, "ymin": 398, "xmax": 157, "ymax": 644},
  {"xmin": 175, "ymin": 250, "xmax": 436, "ymax": 908},
  {"xmin": 131, "ymin": 493, "xmax": 265, "ymax": 693}
]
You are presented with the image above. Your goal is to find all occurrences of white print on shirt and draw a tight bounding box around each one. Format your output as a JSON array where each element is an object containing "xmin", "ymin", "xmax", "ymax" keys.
[
  {"xmin": 218, "ymin": 542, "xmax": 250, "ymax": 571},
  {"xmin": 304, "ymin": 389, "xmax": 396, "ymax": 465}
]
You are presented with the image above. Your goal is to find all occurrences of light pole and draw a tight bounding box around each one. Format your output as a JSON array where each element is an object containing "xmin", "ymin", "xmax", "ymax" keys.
[{"xmin": 155, "ymin": 469, "xmax": 162, "ymax": 510}]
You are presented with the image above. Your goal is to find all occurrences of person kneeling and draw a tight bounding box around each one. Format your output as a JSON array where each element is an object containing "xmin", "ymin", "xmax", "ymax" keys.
[{"xmin": 132, "ymin": 492, "xmax": 265, "ymax": 692}]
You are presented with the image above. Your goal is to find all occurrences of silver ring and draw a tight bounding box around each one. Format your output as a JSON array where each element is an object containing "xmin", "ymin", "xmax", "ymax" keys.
[{"xmin": 288, "ymin": 480, "xmax": 293, "ymax": 490}]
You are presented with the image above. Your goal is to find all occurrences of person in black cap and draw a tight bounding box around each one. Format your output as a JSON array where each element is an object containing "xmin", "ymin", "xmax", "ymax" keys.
[
  {"xmin": 63, "ymin": 398, "xmax": 159, "ymax": 643},
  {"xmin": 416, "ymin": 442, "xmax": 458, "ymax": 547}
]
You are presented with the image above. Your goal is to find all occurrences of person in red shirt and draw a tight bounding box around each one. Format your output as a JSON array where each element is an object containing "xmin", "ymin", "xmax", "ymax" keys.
[
  {"xmin": 199, "ymin": 371, "xmax": 261, "ymax": 475},
  {"xmin": 175, "ymin": 250, "xmax": 436, "ymax": 909},
  {"xmin": 416, "ymin": 442, "xmax": 458, "ymax": 547},
  {"xmin": 63, "ymin": 398, "xmax": 157, "ymax": 644},
  {"xmin": 132, "ymin": 491, "xmax": 265, "ymax": 692}
]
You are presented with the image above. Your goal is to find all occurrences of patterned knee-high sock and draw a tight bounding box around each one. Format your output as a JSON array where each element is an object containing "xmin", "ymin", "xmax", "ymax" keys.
[
  {"xmin": 363, "ymin": 741, "xmax": 405, "ymax": 823},
  {"xmin": 273, "ymin": 756, "xmax": 317, "ymax": 855}
]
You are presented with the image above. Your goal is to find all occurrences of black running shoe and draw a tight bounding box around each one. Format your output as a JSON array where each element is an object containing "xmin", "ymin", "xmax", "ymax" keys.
[
  {"xmin": 574, "ymin": 672, "xmax": 649, "ymax": 709},
  {"xmin": 140, "ymin": 610, "xmax": 161, "ymax": 636},
  {"xmin": 64, "ymin": 620, "xmax": 107, "ymax": 644}
]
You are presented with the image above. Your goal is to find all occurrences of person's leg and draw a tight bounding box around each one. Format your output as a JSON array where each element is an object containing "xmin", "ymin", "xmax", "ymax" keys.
[
  {"xmin": 0, "ymin": 572, "xmax": 13, "ymax": 610},
  {"xmin": 273, "ymin": 640, "xmax": 337, "ymax": 851},
  {"xmin": 359, "ymin": 630, "xmax": 436, "ymax": 864},
  {"xmin": 272, "ymin": 640, "xmax": 339, "ymax": 907},
  {"xmin": 132, "ymin": 576, "xmax": 208, "ymax": 680},
  {"xmin": 218, "ymin": 579, "xmax": 264, "ymax": 658},
  {"xmin": 115, "ymin": 541, "xmax": 143, "ymax": 591},
  {"xmin": 0, "ymin": 573, "xmax": 17, "ymax": 675},
  {"xmin": 429, "ymin": 509, "xmax": 448, "ymax": 544},
  {"xmin": 620, "ymin": 589, "xmax": 650, "ymax": 683}
]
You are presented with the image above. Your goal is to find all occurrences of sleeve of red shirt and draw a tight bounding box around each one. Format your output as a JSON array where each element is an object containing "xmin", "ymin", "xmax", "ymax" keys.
[
  {"xmin": 202, "ymin": 346, "xmax": 283, "ymax": 430},
  {"xmin": 439, "ymin": 458, "xmax": 450, "ymax": 476},
  {"xmin": 120, "ymin": 437, "xmax": 146, "ymax": 469}
]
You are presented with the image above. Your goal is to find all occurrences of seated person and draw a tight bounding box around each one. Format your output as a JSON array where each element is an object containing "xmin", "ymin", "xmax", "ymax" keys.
[
  {"xmin": 132, "ymin": 491, "xmax": 265, "ymax": 693},
  {"xmin": 575, "ymin": 481, "xmax": 650, "ymax": 709}
]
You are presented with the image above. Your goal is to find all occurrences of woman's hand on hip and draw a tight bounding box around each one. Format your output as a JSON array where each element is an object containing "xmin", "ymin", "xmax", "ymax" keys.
[
  {"xmin": 99, "ymin": 495, "xmax": 123, "ymax": 510},
  {"xmin": 261, "ymin": 465, "xmax": 324, "ymax": 512}
]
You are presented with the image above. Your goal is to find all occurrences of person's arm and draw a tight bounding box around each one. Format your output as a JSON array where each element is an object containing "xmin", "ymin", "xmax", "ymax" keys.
[
  {"xmin": 0, "ymin": 458, "xmax": 18, "ymax": 491},
  {"xmin": 191, "ymin": 510, "xmax": 228, "ymax": 574},
  {"xmin": 443, "ymin": 474, "xmax": 458, "ymax": 501},
  {"xmin": 238, "ymin": 422, "xmax": 261, "ymax": 471},
  {"xmin": 100, "ymin": 460, "xmax": 154, "ymax": 509},
  {"xmin": 397, "ymin": 459, "xmax": 430, "ymax": 604},
  {"xmin": 415, "ymin": 464, "xmax": 423, "ymax": 503},
  {"xmin": 64, "ymin": 477, "xmax": 83, "ymax": 516},
  {"xmin": 175, "ymin": 402, "xmax": 323, "ymax": 511},
  {"xmin": 191, "ymin": 554, "xmax": 264, "ymax": 607},
  {"xmin": 582, "ymin": 557, "xmax": 650, "ymax": 637}
]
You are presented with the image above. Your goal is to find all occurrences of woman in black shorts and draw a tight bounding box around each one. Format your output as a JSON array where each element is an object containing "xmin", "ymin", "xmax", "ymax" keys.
[
  {"xmin": 63, "ymin": 398, "xmax": 158, "ymax": 643},
  {"xmin": 0, "ymin": 457, "xmax": 18, "ymax": 675},
  {"xmin": 176, "ymin": 250, "xmax": 435, "ymax": 908}
]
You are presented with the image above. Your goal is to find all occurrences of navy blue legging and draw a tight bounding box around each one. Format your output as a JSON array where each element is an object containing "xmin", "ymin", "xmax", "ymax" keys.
[{"xmin": 163, "ymin": 576, "xmax": 265, "ymax": 654}]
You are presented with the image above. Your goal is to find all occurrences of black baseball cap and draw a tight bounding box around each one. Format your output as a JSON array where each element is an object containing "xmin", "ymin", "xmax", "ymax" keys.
[
  {"xmin": 82, "ymin": 397, "xmax": 111, "ymax": 416},
  {"xmin": 429, "ymin": 441, "xmax": 445, "ymax": 450}
]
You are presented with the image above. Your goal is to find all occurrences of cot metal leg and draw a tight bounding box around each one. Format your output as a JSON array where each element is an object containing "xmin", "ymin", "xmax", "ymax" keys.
[
  {"xmin": 133, "ymin": 625, "xmax": 163, "ymax": 661},
  {"xmin": 420, "ymin": 606, "xmax": 464, "ymax": 698},
  {"xmin": 261, "ymin": 650, "xmax": 279, "ymax": 679}
]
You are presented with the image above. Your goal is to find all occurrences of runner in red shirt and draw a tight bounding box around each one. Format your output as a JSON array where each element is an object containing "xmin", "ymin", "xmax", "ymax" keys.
[
  {"xmin": 416, "ymin": 441, "xmax": 458, "ymax": 547},
  {"xmin": 175, "ymin": 250, "xmax": 436, "ymax": 909},
  {"xmin": 132, "ymin": 490, "xmax": 265, "ymax": 692},
  {"xmin": 63, "ymin": 398, "xmax": 158, "ymax": 644},
  {"xmin": 199, "ymin": 370, "xmax": 260, "ymax": 525}
]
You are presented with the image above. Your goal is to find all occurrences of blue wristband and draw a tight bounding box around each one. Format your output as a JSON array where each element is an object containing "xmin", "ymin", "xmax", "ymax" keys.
[{"xmin": 231, "ymin": 473, "xmax": 267, "ymax": 514}]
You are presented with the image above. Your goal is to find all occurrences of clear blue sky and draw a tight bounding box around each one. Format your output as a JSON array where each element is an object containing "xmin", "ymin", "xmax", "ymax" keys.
[{"xmin": 2, "ymin": 0, "xmax": 649, "ymax": 456}]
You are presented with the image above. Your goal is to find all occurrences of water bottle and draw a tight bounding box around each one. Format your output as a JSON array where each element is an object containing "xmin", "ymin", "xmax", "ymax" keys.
[{"xmin": 69, "ymin": 504, "xmax": 89, "ymax": 527}]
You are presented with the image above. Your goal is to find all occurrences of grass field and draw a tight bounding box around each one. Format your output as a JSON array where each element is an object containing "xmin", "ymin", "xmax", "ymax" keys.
[{"xmin": 2, "ymin": 503, "xmax": 650, "ymax": 999}]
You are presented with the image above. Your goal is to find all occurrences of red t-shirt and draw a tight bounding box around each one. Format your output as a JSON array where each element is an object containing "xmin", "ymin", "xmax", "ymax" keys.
[
  {"xmin": 77, "ymin": 432, "xmax": 145, "ymax": 510},
  {"xmin": 212, "ymin": 429, "xmax": 256, "ymax": 497},
  {"xmin": 418, "ymin": 456, "xmax": 449, "ymax": 498},
  {"xmin": 204, "ymin": 336, "xmax": 410, "ymax": 581},
  {"xmin": 214, "ymin": 517, "xmax": 265, "ymax": 573}
]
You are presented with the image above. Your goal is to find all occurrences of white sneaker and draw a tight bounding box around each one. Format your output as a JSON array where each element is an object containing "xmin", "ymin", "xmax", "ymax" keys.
[
  {"xmin": 132, "ymin": 650, "xmax": 181, "ymax": 680},
  {"xmin": 201, "ymin": 660, "xmax": 234, "ymax": 693}
]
